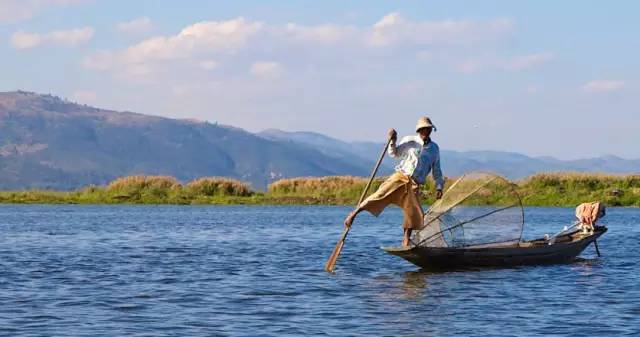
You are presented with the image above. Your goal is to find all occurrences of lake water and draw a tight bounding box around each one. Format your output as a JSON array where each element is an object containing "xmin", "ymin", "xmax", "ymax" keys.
[{"xmin": 0, "ymin": 205, "xmax": 638, "ymax": 336}]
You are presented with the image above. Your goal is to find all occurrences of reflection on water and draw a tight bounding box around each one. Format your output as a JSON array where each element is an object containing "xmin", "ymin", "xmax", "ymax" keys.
[
  {"xmin": 399, "ymin": 271, "xmax": 429, "ymax": 299},
  {"xmin": 0, "ymin": 205, "xmax": 638, "ymax": 336}
]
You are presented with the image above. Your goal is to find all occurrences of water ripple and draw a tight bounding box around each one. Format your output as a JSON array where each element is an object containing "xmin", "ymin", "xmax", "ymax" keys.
[{"xmin": 0, "ymin": 205, "xmax": 637, "ymax": 336}]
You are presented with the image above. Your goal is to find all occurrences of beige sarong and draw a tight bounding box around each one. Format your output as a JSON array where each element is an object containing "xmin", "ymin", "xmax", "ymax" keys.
[{"xmin": 358, "ymin": 172, "xmax": 424, "ymax": 229}]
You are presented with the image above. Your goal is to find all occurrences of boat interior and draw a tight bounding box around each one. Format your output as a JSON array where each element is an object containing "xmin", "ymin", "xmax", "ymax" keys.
[{"xmin": 383, "ymin": 226, "xmax": 606, "ymax": 252}]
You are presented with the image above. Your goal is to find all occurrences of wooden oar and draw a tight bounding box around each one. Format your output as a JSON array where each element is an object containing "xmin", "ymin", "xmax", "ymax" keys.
[{"xmin": 324, "ymin": 136, "xmax": 392, "ymax": 273}]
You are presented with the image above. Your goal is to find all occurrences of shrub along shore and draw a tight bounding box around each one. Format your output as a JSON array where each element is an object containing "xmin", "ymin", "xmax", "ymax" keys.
[{"xmin": 0, "ymin": 173, "xmax": 638, "ymax": 207}]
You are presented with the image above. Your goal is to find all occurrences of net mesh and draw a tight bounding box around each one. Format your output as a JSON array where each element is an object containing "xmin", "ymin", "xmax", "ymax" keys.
[{"xmin": 413, "ymin": 172, "xmax": 524, "ymax": 248}]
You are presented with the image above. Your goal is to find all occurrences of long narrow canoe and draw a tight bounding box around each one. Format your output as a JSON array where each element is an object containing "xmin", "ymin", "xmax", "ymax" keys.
[{"xmin": 382, "ymin": 226, "xmax": 607, "ymax": 270}]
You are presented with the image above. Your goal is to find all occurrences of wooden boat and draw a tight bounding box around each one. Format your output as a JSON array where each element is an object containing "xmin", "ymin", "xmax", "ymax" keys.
[{"xmin": 382, "ymin": 226, "xmax": 607, "ymax": 270}]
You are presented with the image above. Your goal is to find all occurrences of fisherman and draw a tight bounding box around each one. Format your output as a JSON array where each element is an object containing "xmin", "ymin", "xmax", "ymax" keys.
[{"xmin": 344, "ymin": 116, "xmax": 444, "ymax": 247}]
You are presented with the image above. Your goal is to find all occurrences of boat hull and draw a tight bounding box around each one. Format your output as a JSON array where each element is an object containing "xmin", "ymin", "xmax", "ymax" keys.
[{"xmin": 383, "ymin": 227, "xmax": 607, "ymax": 270}]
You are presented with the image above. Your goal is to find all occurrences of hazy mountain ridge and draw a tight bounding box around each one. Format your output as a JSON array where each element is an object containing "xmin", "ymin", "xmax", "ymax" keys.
[
  {"xmin": 257, "ymin": 129, "xmax": 395, "ymax": 174},
  {"xmin": 259, "ymin": 130, "xmax": 640, "ymax": 179},
  {"xmin": 0, "ymin": 91, "xmax": 637, "ymax": 190},
  {"xmin": 0, "ymin": 91, "xmax": 369, "ymax": 189}
]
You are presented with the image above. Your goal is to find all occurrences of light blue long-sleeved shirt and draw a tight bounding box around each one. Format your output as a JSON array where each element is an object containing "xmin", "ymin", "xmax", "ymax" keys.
[{"xmin": 388, "ymin": 135, "xmax": 444, "ymax": 190}]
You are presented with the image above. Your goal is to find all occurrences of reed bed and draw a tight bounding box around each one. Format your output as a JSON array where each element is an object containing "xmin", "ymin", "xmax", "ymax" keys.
[
  {"xmin": 518, "ymin": 172, "xmax": 640, "ymax": 206},
  {"xmin": 107, "ymin": 175, "xmax": 179, "ymax": 192},
  {"xmin": 186, "ymin": 177, "xmax": 252, "ymax": 197},
  {"xmin": 268, "ymin": 175, "xmax": 444, "ymax": 203},
  {"xmin": 0, "ymin": 172, "xmax": 638, "ymax": 206},
  {"xmin": 0, "ymin": 175, "xmax": 254, "ymax": 204},
  {"xmin": 268, "ymin": 176, "xmax": 377, "ymax": 201}
]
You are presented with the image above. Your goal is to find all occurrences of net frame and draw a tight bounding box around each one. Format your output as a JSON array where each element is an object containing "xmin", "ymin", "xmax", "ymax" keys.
[{"xmin": 413, "ymin": 172, "xmax": 525, "ymax": 248}]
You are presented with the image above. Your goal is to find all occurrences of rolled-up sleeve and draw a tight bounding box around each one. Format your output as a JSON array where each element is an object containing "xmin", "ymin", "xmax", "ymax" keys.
[
  {"xmin": 432, "ymin": 152, "xmax": 444, "ymax": 190},
  {"xmin": 387, "ymin": 139, "xmax": 397, "ymax": 157},
  {"xmin": 388, "ymin": 140, "xmax": 409, "ymax": 159}
]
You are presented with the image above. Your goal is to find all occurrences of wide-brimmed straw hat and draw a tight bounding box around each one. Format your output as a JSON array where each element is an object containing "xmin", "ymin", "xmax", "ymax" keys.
[{"xmin": 415, "ymin": 116, "xmax": 436, "ymax": 132}]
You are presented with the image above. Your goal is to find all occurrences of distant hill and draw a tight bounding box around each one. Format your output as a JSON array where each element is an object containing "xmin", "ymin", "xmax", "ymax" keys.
[
  {"xmin": 0, "ymin": 91, "xmax": 368, "ymax": 189},
  {"xmin": 259, "ymin": 129, "xmax": 640, "ymax": 179},
  {"xmin": 257, "ymin": 129, "xmax": 395, "ymax": 174},
  {"xmin": 0, "ymin": 91, "xmax": 637, "ymax": 190}
]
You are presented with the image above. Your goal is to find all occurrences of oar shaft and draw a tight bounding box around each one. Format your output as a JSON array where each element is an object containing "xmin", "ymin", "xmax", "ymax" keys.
[
  {"xmin": 357, "ymin": 138, "xmax": 391, "ymax": 205},
  {"xmin": 324, "ymin": 136, "xmax": 392, "ymax": 273}
]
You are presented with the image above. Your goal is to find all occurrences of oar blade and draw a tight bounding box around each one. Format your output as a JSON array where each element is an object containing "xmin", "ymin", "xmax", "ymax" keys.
[
  {"xmin": 324, "ymin": 230, "xmax": 347, "ymax": 272},
  {"xmin": 324, "ymin": 241, "xmax": 343, "ymax": 273}
]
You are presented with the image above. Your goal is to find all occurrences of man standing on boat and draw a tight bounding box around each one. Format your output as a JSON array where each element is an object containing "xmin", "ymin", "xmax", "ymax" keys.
[{"xmin": 344, "ymin": 116, "xmax": 444, "ymax": 247}]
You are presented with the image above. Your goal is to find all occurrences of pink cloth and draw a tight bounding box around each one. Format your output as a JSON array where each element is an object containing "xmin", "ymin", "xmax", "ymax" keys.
[{"xmin": 575, "ymin": 202, "xmax": 605, "ymax": 225}]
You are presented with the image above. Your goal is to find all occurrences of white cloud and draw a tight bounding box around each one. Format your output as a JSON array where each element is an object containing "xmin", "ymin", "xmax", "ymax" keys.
[
  {"xmin": 10, "ymin": 26, "xmax": 94, "ymax": 49},
  {"xmin": 281, "ymin": 22, "xmax": 357, "ymax": 44},
  {"xmin": 367, "ymin": 12, "xmax": 514, "ymax": 47},
  {"xmin": 83, "ymin": 14, "xmax": 518, "ymax": 77},
  {"xmin": 0, "ymin": 0, "xmax": 86, "ymax": 23},
  {"xmin": 83, "ymin": 17, "xmax": 262, "ymax": 76},
  {"xmin": 250, "ymin": 61, "xmax": 283, "ymax": 78},
  {"xmin": 47, "ymin": 26, "xmax": 94, "ymax": 45},
  {"xmin": 581, "ymin": 80, "xmax": 625, "ymax": 93},
  {"xmin": 116, "ymin": 17, "xmax": 153, "ymax": 35},
  {"xmin": 24, "ymin": 12, "xmax": 631, "ymax": 158},
  {"xmin": 78, "ymin": 12, "xmax": 539, "ymax": 127},
  {"xmin": 10, "ymin": 31, "xmax": 41, "ymax": 49},
  {"xmin": 279, "ymin": 13, "xmax": 513, "ymax": 48}
]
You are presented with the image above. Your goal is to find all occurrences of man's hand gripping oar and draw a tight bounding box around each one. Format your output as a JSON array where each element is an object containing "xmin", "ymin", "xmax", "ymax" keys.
[{"xmin": 324, "ymin": 131, "xmax": 394, "ymax": 273}]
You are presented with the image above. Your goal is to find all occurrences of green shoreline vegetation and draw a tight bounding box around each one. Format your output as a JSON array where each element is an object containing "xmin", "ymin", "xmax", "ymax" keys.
[{"xmin": 0, "ymin": 173, "xmax": 638, "ymax": 207}]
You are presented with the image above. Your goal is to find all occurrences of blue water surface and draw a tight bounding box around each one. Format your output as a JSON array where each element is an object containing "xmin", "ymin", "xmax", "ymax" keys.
[{"xmin": 0, "ymin": 205, "xmax": 638, "ymax": 336}]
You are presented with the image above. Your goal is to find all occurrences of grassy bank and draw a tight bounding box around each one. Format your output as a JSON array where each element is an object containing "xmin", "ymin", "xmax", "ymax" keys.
[
  {"xmin": 0, "ymin": 176, "xmax": 258, "ymax": 205},
  {"xmin": 518, "ymin": 173, "xmax": 640, "ymax": 206},
  {"xmin": 0, "ymin": 173, "xmax": 638, "ymax": 207}
]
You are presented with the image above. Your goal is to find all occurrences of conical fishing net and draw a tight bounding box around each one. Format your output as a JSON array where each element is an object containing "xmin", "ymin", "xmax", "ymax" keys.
[{"xmin": 413, "ymin": 172, "xmax": 524, "ymax": 248}]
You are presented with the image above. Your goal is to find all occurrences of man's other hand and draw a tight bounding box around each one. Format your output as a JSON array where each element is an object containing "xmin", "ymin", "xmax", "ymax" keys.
[{"xmin": 388, "ymin": 128, "xmax": 397, "ymax": 141}]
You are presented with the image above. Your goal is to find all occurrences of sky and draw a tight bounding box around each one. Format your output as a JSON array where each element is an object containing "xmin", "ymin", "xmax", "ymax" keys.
[{"xmin": 0, "ymin": 0, "xmax": 638, "ymax": 159}]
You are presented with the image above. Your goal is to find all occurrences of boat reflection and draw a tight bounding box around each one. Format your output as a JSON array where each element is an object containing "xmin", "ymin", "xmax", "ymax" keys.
[{"xmin": 398, "ymin": 270, "xmax": 429, "ymax": 299}]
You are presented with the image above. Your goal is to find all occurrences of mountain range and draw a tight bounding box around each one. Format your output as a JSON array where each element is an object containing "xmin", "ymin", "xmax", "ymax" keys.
[
  {"xmin": 0, "ymin": 91, "xmax": 637, "ymax": 190},
  {"xmin": 258, "ymin": 129, "xmax": 640, "ymax": 179}
]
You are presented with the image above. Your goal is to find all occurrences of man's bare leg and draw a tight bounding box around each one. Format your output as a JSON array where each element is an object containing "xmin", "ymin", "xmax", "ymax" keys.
[
  {"xmin": 402, "ymin": 229, "xmax": 412, "ymax": 247},
  {"xmin": 344, "ymin": 208, "xmax": 363, "ymax": 228}
]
